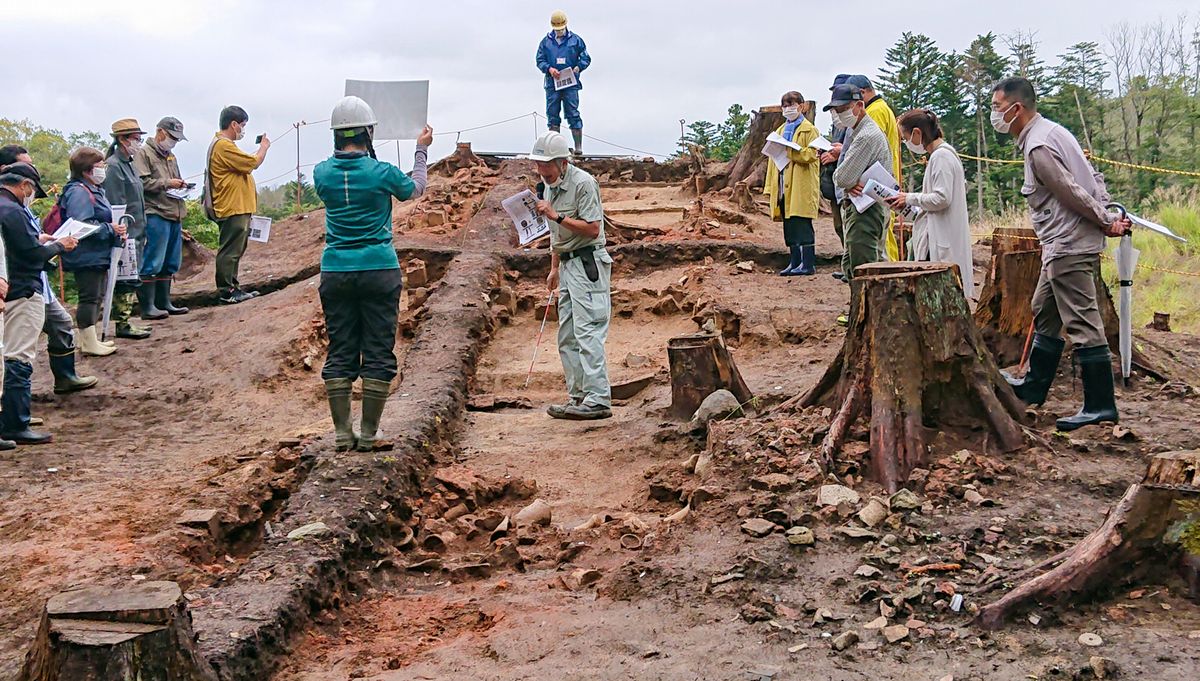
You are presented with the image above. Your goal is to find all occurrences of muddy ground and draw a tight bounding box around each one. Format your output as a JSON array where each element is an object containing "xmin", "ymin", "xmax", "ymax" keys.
[{"xmin": 1, "ymin": 159, "xmax": 1197, "ymax": 681}]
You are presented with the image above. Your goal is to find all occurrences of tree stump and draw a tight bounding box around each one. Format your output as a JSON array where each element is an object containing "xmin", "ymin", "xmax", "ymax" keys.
[
  {"xmin": 802, "ymin": 262, "xmax": 1026, "ymax": 491},
  {"xmin": 977, "ymin": 450, "xmax": 1200, "ymax": 629},
  {"xmin": 668, "ymin": 333, "xmax": 753, "ymax": 420},
  {"xmin": 18, "ymin": 581, "xmax": 217, "ymax": 681},
  {"xmin": 692, "ymin": 106, "xmax": 784, "ymax": 195},
  {"xmin": 974, "ymin": 226, "xmax": 1042, "ymax": 367},
  {"xmin": 732, "ymin": 181, "xmax": 756, "ymax": 213},
  {"xmin": 429, "ymin": 141, "xmax": 487, "ymax": 177}
]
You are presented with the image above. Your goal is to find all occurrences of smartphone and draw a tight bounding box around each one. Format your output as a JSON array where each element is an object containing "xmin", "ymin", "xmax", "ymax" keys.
[
  {"xmin": 185, "ymin": 183, "xmax": 196, "ymax": 189},
  {"xmin": 255, "ymin": 134, "xmax": 264, "ymax": 144}
]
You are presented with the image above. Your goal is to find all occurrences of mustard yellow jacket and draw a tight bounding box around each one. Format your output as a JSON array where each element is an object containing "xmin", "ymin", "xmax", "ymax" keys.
[{"xmin": 764, "ymin": 119, "xmax": 821, "ymax": 220}]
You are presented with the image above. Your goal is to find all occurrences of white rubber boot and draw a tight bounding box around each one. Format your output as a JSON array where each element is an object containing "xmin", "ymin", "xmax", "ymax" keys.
[{"xmin": 79, "ymin": 326, "xmax": 117, "ymax": 357}]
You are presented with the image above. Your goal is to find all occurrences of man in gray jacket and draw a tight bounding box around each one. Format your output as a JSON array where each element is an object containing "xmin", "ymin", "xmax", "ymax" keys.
[
  {"xmin": 993, "ymin": 77, "xmax": 1131, "ymax": 432},
  {"xmin": 827, "ymin": 84, "xmax": 891, "ymax": 283}
]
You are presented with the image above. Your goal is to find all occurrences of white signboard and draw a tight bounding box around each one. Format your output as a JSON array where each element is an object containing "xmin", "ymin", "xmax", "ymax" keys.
[
  {"xmin": 345, "ymin": 79, "xmax": 430, "ymax": 141},
  {"xmin": 502, "ymin": 190, "xmax": 550, "ymax": 246},
  {"xmin": 116, "ymin": 237, "xmax": 140, "ymax": 282},
  {"xmin": 248, "ymin": 215, "xmax": 272, "ymax": 243},
  {"xmin": 552, "ymin": 68, "xmax": 578, "ymax": 91}
]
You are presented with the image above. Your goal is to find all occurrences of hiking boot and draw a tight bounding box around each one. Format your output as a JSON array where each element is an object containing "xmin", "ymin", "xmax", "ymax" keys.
[
  {"xmin": 357, "ymin": 378, "xmax": 391, "ymax": 451},
  {"xmin": 156, "ymin": 278, "xmax": 189, "ymax": 315},
  {"xmin": 558, "ymin": 403, "xmax": 612, "ymax": 420},
  {"xmin": 324, "ymin": 377, "xmax": 357, "ymax": 451},
  {"xmin": 1056, "ymin": 345, "xmax": 1119, "ymax": 432},
  {"xmin": 219, "ymin": 289, "xmax": 257, "ymax": 305},
  {"xmin": 116, "ymin": 322, "xmax": 152, "ymax": 340},
  {"xmin": 1004, "ymin": 333, "xmax": 1064, "ymax": 407},
  {"xmin": 546, "ymin": 398, "xmax": 581, "ymax": 418},
  {"xmin": 136, "ymin": 281, "xmax": 169, "ymax": 320},
  {"xmin": 50, "ymin": 353, "xmax": 98, "ymax": 394}
]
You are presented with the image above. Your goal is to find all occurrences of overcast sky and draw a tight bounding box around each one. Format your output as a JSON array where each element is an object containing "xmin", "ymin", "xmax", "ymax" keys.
[{"xmin": 8, "ymin": 0, "xmax": 1198, "ymax": 186}]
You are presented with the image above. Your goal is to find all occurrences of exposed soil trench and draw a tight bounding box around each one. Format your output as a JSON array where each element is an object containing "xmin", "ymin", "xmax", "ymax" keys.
[{"xmin": 2, "ymin": 157, "xmax": 1198, "ymax": 681}]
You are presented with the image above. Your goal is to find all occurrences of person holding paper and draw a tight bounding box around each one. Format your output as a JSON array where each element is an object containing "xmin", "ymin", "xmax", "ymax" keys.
[
  {"xmin": 820, "ymin": 74, "xmax": 852, "ymax": 280},
  {"xmin": 135, "ymin": 116, "xmax": 190, "ymax": 317},
  {"xmin": 101, "ymin": 118, "xmax": 155, "ymax": 339},
  {"xmin": 208, "ymin": 105, "xmax": 270, "ymax": 305},
  {"xmin": 990, "ymin": 77, "xmax": 1131, "ymax": 432},
  {"xmin": 764, "ymin": 91, "xmax": 821, "ymax": 276},
  {"xmin": 313, "ymin": 96, "xmax": 431, "ymax": 452},
  {"xmin": 886, "ymin": 109, "xmax": 973, "ymax": 298},
  {"xmin": 530, "ymin": 131, "xmax": 612, "ymax": 421},
  {"xmin": 60, "ymin": 148, "xmax": 127, "ymax": 357},
  {"xmin": 0, "ymin": 162, "xmax": 78, "ymax": 445},
  {"xmin": 847, "ymin": 76, "xmax": 902, "ymax": 262},
  {"xmin": 827, "ymin": 84, "xmax": 891, "ymax": 284},
  {"xmin": 536, "ymin": 10, "xmax": 591, "ymax": 156}
]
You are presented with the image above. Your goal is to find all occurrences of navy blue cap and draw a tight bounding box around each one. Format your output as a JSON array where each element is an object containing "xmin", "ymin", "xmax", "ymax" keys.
[
  {"xmin": 0, "ymin": 161, "xmax": 47, "ymax": 198},
  {"xmin": 829, "ymin": 73, "xmax": 851, "ymax": 90},
  {"xmin": 846, "ymin": 75, "xmax": 873, "ymax": 89},
  {"xmin": 824, "ymin": 84, "xmax": 864, "ymax": 110}
]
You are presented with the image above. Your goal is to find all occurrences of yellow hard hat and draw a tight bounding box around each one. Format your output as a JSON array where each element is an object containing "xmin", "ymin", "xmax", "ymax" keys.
[{"xmin": 550, "ymin": 10, "xmax": 568, "ymax": 29}]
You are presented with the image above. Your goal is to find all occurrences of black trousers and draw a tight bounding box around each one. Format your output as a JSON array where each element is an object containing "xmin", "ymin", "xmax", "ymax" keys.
[
  {"xmin": 319, "ymin": 268, "xmax": 403, "ymax": 382},
  {"xmin": 782, "ymin": 216, "xmax": 815, "ymax": 248},
  {"xmin": 73, "ymin": 270, "xmax": 108, "ymax": 327}
]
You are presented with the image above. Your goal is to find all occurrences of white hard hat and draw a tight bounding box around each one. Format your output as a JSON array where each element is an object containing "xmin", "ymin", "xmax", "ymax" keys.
[
  {"xmin": 529, "ymin": 131, "xmax": 571, "ymax": 162},
  {"xmin": 331, "ymin": 96, "xmax": 378, "ymax": 131}
]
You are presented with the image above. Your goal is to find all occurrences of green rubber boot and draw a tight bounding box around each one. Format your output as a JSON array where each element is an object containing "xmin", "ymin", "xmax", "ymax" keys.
[
  {"xmin": 357, "ymin": 378, "xmax": 391, "ymax": 452},
  {"xmin": 324, "ymin": 378, "xmax": 357, "ymax": 451}
]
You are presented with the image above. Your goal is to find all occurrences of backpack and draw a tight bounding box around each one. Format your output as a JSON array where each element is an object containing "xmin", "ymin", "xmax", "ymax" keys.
[{"xmin": 41, "ymin": 183, "xmax": 95, "ymax": 235}]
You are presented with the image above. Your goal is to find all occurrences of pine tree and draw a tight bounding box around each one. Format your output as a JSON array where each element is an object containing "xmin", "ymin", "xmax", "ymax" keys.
[
  {"xmin": 876, "ymin": 32, "xmax": 944, "ymax": 114},
  {"xmin": 676, "ymin": 120, "xmax": 718, "ymax": 158},
  {"xmin": 1051, "ymin": 41, "xmax": 1109, "ymax": 147},
  {"xmin": 962, "ymin": 33, "xmax": 1013, "ymax": 214},
  {"xmin": 713, "ymin": 104, "xmax": 750, "ymax": 162}
]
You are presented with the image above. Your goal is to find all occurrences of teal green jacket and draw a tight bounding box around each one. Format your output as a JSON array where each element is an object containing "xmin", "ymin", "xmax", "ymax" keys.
[{"xmin": 313, "ymin": 152, "xmax": 415, "ymax": 272}]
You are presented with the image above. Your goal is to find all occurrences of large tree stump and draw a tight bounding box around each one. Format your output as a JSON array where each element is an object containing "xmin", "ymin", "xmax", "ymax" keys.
[
  {"xmin": 668, "ymin": 333, "xmax": 753, "ymax": 419},
  {"xmin": 977, "ymin": 450, "xmax": 1200, "ymax": 629},
  {"xmin": 18, "ymin": 581, "xmax": 217, "ymax": 681},
  {"xmin": 974, "ymin": 227, "xmax": 1042, "ymax": 366},
  {"xmin": 802, "ymin": 262, "xmax": 1025, "ymax": 491},
  {"xmin": 429, "ymin": 141, "xmax": 487, "ymax": 177}
]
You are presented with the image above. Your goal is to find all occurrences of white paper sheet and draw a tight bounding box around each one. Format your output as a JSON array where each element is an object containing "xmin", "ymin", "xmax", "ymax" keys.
[
  {"xmin": 760, "ymin": 140, "xmax": 790, "ymax": 171},
  {"xmin": 862, "ymin": 179, "xmax": 921, "ymax": 222},
  {"xmin": 56, "ymin": 218, "xmax": 101, "ymax": 241},
  {"xmin": 552, "ymin": 68, "xmax": 578, "ymax": 91},
  {"xmin": 248, "ymin": 215, "xmax": 272, "ymax": 243},
  {"xmin": 765, "ymin": 131, "xmax": 803, "ymax": 151},
  {"xmin": 110, "ymin": 204, "xmax": 127, "ymax": 226},
  {"xmin": 344, "ymin": 79, "xmax": 430, "ymax": 140},
  {"xmin": 808, "ymin": 135, "xmax": 834, "ymax": 152},
  {"xmin": 165, "ymin": 186, "xmax": 194, "ymax": 200},
  {"xmin": 850, "ymin": 162, "xmax": 899, "ymax": 214},
  {"xmin": 115, "ymin": 236, "xmax": 140, "ymax": 282},
  {"xmin": 502, "ymin": 190, "xmax": 550, "ymax": 246}
]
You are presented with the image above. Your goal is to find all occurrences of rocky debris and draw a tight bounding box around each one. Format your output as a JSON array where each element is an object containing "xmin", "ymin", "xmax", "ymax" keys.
[
  {"xmin": 749, "ymin": 473, "xmax": 793, "ymax": 493},
  {"xmin": 403, "ymin": 259, "xmax": 428, "ymax": 288},
  {"xmin": 882, "ymin": 624, "xmax": 910, "ymax": 643},
  {"xmin": 864, "ymin": 616, "xmax": 887, "ymax": 630},
  {"xmin": 1078, "ymin": 632, "xmax": 1104, "ymax": 647},
  {"xmin": 831, "ymin": 630, "xmax": 859, "ymax": 651},
  {"xmin": 785, "ymin": 526, "xmax": 815, "ymax": 546},
  {"xmin": 735, "ymin": 260, "xmax": 754, "ymax": 273},
  {"xmin": 857, "ymin": 498, "xmax": 889, "ymax": 527},
  {"xmin": 407, "ymin": 286, "xmax": 430, "ymax": 311},
  {"xmin": 1089, "ymin": 656, "xmax": 1119, "ymax": 679},
  {"xmin": 817, "ymin": 484, "xmax": 861, "ymax": 507},
  {"xmin": 689, "ymin": 389, "xmax": 743, "ymax": 430},
  {"xmin": 837, "ymin": 526, "xmax": 879, "ymax": 540},
  {"xmin": 962, "ymin": 487, "xmax": 995, "ymax": 506},
  {"xmin": 466, "ymin": 394, "xmax": 535, "ymax": 412},
  {"xmin": 536, "ymin": 300, "xmax": 558, "ymax": 322},
  {"xmin": 286, "ymin": 522, "xmax": 331, "ymax": 540},
  {"xmin": 693, "ymin": 452, "xmax": 714, "ymax": 479},
  {"xmin": 448, "ymin": 562, "xmax": 493, "ymax": 583},
  {"xmin": 688, "ymin": 486, "xmax": 717, "ymax": 508},
  {"xmin": 514, "ymin": 499, "xmax": 553, "ymax": 528},
  {"xmin": 563, "ymin": 568, "xmax": 604, "ymax": 591},
  {"xmin": 611, "ymin": 373, "xmax": 657, "ymax": 400},
  {"xmin": 740, "ymin": 518, "xmax": 778, "ymax": 538},
  {"xmin": 651, "ymin": 295, "xmax": 681, "ymax": 316},
  {"xmin": 854, "ymin": 565, "xmax": 883, "ymax": 578},
  {"xmin": 889, "ymin": 488, "xmax": 922, "ymax": 511},
  {"xmin": 624, "ymin": 353, "xmax": 651, "ymax": 368},
  {"xmin": 177, "ymin": 509, "xmax": 223, "ymax": 539}
]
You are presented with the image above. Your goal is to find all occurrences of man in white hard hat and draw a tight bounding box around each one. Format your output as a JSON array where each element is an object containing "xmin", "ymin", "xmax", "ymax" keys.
[
  {"xmin": 536, "ymin": 9, "xmax": 591, "ymax": 157},
  {"xmin": 313, "ymin": 95, "xmax": 432, "ymax": 450},
  {"xmin": 531, "ymin": 131, "xmax": 611, "ymax": 420}
]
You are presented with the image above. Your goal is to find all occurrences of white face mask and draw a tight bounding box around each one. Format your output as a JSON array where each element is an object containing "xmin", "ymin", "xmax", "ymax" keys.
[
  {"xmin": 835, "ymin": 108, "xmax": 858, "ymax": 130},
  {"xmin": 904, "ymin": 133, "xmax": 926, "ymax": 155},
  {"xmin": 90, "ymin": 166, "xmax": 107, "ymax": 184},
  {"xmin": 990, "ymin": 103, "xmax": 1016, "ymax": 134},
  {"xmin": 235, "ymin": 123, "xmax": 246, "ymax": 141},
  {"xmin": 126, "ymin": 138, "xmax": 143, "ymax": 154},
  {"xmin": 160, "ymin": 136, "xmax": 177, "ymax": 151},
  {"xmin": 782, "ymin": 106, "xmax": 801, "ymax": 122},
  {"xmin": 22, "ymin": 184, "xmax": 35, "ymax": 208}
]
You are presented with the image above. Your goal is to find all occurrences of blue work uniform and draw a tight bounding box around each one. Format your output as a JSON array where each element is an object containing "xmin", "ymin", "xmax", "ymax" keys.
[{"xmin": 535, "ymin": 30, "xmax": 591, "ymax": 130}]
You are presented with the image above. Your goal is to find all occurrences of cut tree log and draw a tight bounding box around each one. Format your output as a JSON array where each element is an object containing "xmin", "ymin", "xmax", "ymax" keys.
[
  {"xmin": 429, "ymin": 141, "xmax": 488, "ymax": 176},
  {"xmin": 668, "ymin": 333, "xmax": 753, "ymax": 420},
  {"xmin": 18, "ymin": 581, "xmax": 217, "ymax": 681},
  {"xmin": 977, "ymin": 450, "xmax": 1200, "ymax": 629},
  {"xmin": 802, "ymin": 262, "xmax": 1025, "ymax": 491}
]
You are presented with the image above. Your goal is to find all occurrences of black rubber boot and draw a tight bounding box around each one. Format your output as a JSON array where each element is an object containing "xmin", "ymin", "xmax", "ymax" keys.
[
  {"xmin": 1, "ymin": 359, "xmax": 53, "ymax": 444},
  {"xmin": 324, "ymin": 378, "xmax": 356, "ymax": 451},
  {"xmin": 779, "ymin": 246, "xmax": 802, "ymax": 276},
  {"xmin": 795, "ymin": 245, "xmax": 816, "ymax": 276},
  {"xmin": 156, "ymin": 278, "xmax": 189, "ymax": 315},
  {"xmin": 49, "ymin": 352, "xmax": 99, "ymax": 394},
  {"xmin": 136, "ymin": 280, "xmax": 168, "ymax": 320},
  {"xmin": 571, "ymin": 128, "xmax": 584, "ymax": 157},
  {"xmin": 357, "ymin": 378, "xmax": 391, "ymax": 451},
  {"xmin": 1004, "ymin": 333, "xmax": 1065, "ymax": 406},
  {"xmin": 1056, "ymin": 345, "xmax": 1119, "ymax": 432}
]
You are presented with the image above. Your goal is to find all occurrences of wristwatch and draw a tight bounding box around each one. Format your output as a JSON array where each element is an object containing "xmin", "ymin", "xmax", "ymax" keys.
[{"xmin": 554, "ymin": 214, "xmax": 566, "ymax": 224}]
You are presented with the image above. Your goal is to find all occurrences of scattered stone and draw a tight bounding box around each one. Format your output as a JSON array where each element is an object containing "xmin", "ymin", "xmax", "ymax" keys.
[
  {"xmin": 612, "ymin": 373, "xmax": 656, "ymax": 400},
  {"xmin": 817, "ymin": 484, "xmax": 861, "ymax": 508},
  {"xmin": 693, "ymin": 452, "xmax": 714, "ymax": 479},
  {"xmin": 831, "ymin": 630, "xmax": 859, "ymax": 651},
  {"xmin": 741, "ymin": 518, "xmax": 778, "ymax": 538},
  {"xmin": 857, "ymin": 498, "xmax": 889, "ymax": 528},
  {"xmin": 405, "ymin": 558, "xmax": 442, "ymax": 572},
  {"xmin": 854, "ymin": 565, "xmax": 883, "ymax": 578},
  {"xmin": 688, "ymin": 486, "xmax": 717, "ymax": 508},
  {"xmin": 837, "ymin": 526, "xmax": 879, "ymax": 540},
  {"xmin": 176, "ymin": 509, "xmax": 222, "ymax": 539},
  {"xmin": 864, "ymin": 616, "xmax": 887, "ymax": 630},
  {"xmin": 889, "ymin": 488, "xmax": 922, "ymax": 511},
  {"xmin": 963, "ymin": 488, "xmax": 994, "ymax": 506},
  {"xmin": 403, "ymin": 259, "xmax": 428, "ymax": 287},
  {"xmin": 735, "ymin": 260, "xmax": 754, "ymax": 272},
  {"xmin": 650, "ymin": 295, "xmax": 681, "ymax": 316},
  {"xmin": 447, "ymin": 562, "xmax": 492, "ymax": 583},
  {"xmin": 905, "ymin": 619, "xmax": 926, "ymax": 629},
  {"xmin": 785, "ymin": 526, "xmax": 815, "ymax": 546},
  {"xmin": 1190, "ymin": 630, "xmax": 1200, "ymax": 640},
  {"xmin": 1112, "ymin": 424, "xmax": 1137, "ymax": 441},
  {"xmin": 689, "ymin": 389, "xmax": 743, "ymax": 429},
  {"xmin": 750, "ymin": 473, "xmax": 793, "ymax": 493},
  {"xmin": 286, "ymin": 522, "xmax": 331, "ymax": 540},
  {"xmin": 565, "ymin": 568, "xmax": 604, "ymax": 590},
  {"xmin": 514, "ymin": 499, "xmax": 553, "ymax": 527},
  {"xmin": 786, "ymin": 643, "xmax": 808, "ymax": 654},
  {"xmin": 624, "ymin": 353, "xmax": 651, "ymax": 369},
  {"xmin": 1078, "ymin": 632, "xmax": 1104, "ymax": 647},
  {"xmin": 743, "ymin": 665, "xmax": 779, "ymax": 680},
  {"xmin": 489, "ymin": 516, "xmax": 511, "ymax": 542},
  {"xmin": 882, "ymin": 624, "xmax": 910, "ymax": 644},
  {"xmin": 762, "ymin": 508, "xmax": 791, "ymax": 526},
  {"xmin": 711, "ymin": 572, "xmax": 745, "ymax": 586},
  {"xmin": 535, "ymin": 300, "xmax": 558, "ymax": 322},
  {"xmin": 407, "ymin": 287, "xmax": 430, "ymax": 310},
  {"xmin": 950, "ymin": 594, "xmax": 964, "ymax": 612},
  {"xmin": 1089, "ymin": 656, "xmax": 1119, "ymax": 679}
]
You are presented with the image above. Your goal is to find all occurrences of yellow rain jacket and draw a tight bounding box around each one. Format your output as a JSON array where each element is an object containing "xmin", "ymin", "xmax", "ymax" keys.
[{"xmin": 765, "ymin": 119, "xmax": 821, "ymax": 221}]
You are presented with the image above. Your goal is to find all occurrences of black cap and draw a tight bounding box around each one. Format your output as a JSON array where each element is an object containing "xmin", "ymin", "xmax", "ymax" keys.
[
  {"xmin": 846, "ymin": 75, "xmax": 873, "ymax": 89},
  {"xmin": 0, "ymin": 162, "xmax": 48, "ymax": 198},
  {"xmin": 829, "ymin": 73, "xmax": 851, "ymax": 90},
  {"xmin": 157, "ymin": 116, "xmax": 187, "ymax": 141},
  {"xmin": 824, "ymin": 84, "xmax": 864, "ymax": 111}
]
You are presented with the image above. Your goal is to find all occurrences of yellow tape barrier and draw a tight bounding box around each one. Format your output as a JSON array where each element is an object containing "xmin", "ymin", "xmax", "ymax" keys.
[{"xmin": 968, "ymin": 230, "xmax": 1200, "ymax": 278}]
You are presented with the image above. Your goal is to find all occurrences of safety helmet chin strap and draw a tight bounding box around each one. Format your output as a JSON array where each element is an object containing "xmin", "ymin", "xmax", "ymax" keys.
[{"xmin": 365, "ymin": 125, "xmax": 378, "ymax": 160}]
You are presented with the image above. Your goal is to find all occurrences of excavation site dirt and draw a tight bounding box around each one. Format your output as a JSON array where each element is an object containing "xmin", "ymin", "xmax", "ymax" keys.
[{"xmin": 2, "ymin": 129, "xmax": 1198, "ymax": 681}]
